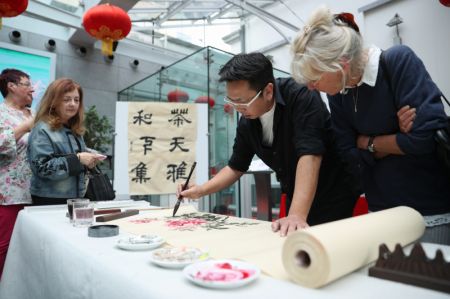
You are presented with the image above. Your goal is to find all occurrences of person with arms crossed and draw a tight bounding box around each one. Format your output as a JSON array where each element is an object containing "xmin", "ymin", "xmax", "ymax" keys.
[
  {"xmin": 178, "ymin": 53, "xmax": 358, "ymax": 236},
  {"xmin": 290, "ymin": 6, "xmax": 450, "ymax": 244}
]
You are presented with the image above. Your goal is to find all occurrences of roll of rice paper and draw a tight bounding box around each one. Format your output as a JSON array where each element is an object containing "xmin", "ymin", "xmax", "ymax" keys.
[{"xmin": 282, "ymin": 206, "xmax": 425, "ymax": 288}]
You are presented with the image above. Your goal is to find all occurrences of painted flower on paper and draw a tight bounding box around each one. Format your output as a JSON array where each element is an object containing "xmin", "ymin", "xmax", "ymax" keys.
[
  {"xmin": 165, "ymin": 213, "xmax": 258, "ymax": 231},
  {"xmin": 129, "ymin": 217, "xmax": 158, "ymax": 224},
  {"xmin": 166, "ymin": 218, "xmax": 207, "ymax": 231}
]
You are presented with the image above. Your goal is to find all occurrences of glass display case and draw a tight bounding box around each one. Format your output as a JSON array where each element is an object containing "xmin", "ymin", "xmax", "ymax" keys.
[{"xmin": 119, "ymin": 46, "xmax": 289, "ymax": 217}]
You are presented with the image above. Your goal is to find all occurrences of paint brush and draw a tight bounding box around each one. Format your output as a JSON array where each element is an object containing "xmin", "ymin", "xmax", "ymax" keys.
[{"xmin": 173, "ymin": 162, "xmax": 197, "ymax": 217}]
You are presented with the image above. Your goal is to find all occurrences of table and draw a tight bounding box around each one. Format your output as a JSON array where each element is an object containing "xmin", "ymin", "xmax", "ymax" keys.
[{"xmin": 0, "ymin": 205, "xmax": 449, "ymax": 299}]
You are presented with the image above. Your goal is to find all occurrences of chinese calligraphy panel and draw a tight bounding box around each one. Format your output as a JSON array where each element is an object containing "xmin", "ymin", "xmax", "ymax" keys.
[{"xmin": 128, "ymin": 102, "xmax": 197, "ymax": 194}]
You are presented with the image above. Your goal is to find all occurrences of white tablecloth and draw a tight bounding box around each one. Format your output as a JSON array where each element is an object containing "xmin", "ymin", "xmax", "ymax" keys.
[{"xmin": 0, "ymin": 206, "xmax": 449, "ymax": 299}]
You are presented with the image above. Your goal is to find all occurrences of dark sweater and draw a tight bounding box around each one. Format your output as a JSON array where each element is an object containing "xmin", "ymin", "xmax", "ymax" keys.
[{"xmin": 328, "ymin": 45, "xmax": 450, "ymax": 215}]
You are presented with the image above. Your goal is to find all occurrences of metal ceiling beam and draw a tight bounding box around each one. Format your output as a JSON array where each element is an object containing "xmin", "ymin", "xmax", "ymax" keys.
[
  {"xmin": 257, "ymin": 39, "xmax": 288, "ymax": 53},
  {"xmin": 225, "ymin": 0, "xmax": 291, "ymax": 43},
  {"xmin": 138, "ymin": 0, "xmax": 276, "ymax": 2},
  {"xmin": 80, "ymin": 0, "xmax": 137, "ymax": 11},
  {"xmin": 156, "ymin": 0, "xmax": 195, "ymax": 26},
  {"xmin": 226, "ymin": 0, "xmax": 299, "ymax": 32},
  {"xmin": 255, "ymin": 14, "xmax": 290, "ymax": 43},
  {"xmin": 132, "ymin": 17, "xmax": 240, "ymax": 23},
  {"xmin": 130, "ymin": 8, "xmax": 220, "ymax": 14},
  {"xmin": 23, "ymin": 0, "xmax": 82, "ymax": 29},
  {"xmin": 134, "ymin": 21, "xmax": 240, "ymax": 30},
  {"xmin": 207, "ymin": 3, "xmax": 234, "ymax": 23}
]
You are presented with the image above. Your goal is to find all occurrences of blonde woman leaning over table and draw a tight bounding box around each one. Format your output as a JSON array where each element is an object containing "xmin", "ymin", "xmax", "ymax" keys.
[
  {"xmin": 27, "ymin": 78, "xmax": 101, "ymax": 205},
  {"xmin": 290, "ymin": 6, "xmax": 450, "ymax": 244},
  {"xmin": 0, "ymin": 69, "xmax": 35, "ymax": 279}
]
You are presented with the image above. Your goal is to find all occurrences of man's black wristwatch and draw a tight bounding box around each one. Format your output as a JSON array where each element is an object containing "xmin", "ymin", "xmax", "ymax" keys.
[{"xmin": 367, "ymin": 136, "xmax": 376, "ymax": 153}]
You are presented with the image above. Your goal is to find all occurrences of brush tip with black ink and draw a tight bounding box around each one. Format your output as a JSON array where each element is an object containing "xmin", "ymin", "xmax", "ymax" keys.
[{"xmin": 172, "ymin": 161, "xmax": 197, "ymax": 217}]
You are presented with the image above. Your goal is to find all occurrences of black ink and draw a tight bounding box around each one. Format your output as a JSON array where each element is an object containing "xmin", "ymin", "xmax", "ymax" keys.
[
  {"xmin": 168, "ymin": 108, "xmax": 192, "ymax": 127},
  {"xmin": 169, "ymin": 137, "xmax": 189, "ymax": 152},
  {"xmin": 140, "ymin": 136, "xmax": 156, "ymax": 155},
  {"xmin": 130, "ymin": 162, "xmax": 151, "ymax": 183},
  {"xmin": 133, "ymin": 110, "xmax": 152, "ymax": 125},
  {"xmin": 166, "ymin": 161, "xmax": 188, "ymax": 183}
]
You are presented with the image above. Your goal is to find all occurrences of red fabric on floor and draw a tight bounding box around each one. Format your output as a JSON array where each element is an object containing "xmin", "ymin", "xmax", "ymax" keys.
[{"xmin": 0, "ymin": 204, "xmax": 25, "ymax": 279}]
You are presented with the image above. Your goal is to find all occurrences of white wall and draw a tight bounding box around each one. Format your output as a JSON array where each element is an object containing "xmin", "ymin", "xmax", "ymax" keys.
[{"xmin": 363, "ymin": 0, "xmax": 450, "ymax": 109}]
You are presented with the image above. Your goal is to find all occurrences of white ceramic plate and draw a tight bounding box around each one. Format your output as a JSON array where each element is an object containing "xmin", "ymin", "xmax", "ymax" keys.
[
  {"xmin": 116, "ymin": 235, "xmax": 165, "ymax": 251},
  {"xmin": 150, "ymin": 247, "xmax": 209, "ymax": 269},
  {"xmin": 183, "ymin": 259, "xmax": 260, "ymax": 289}
]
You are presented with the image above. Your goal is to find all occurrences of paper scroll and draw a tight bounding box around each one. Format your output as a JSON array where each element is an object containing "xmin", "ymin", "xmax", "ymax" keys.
[
  {"xmin": 282, "ymin": 206, "xmax": 425, "ymax": 288},
  {"xmin": 111, "ymin": 206, "xmax": 288, "ymax": 279}
]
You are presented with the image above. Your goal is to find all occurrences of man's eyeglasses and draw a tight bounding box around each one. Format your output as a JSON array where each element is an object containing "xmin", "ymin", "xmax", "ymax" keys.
[
  {"xmin": 223, "ymin": 89, "xmax": 262, "ymax": 109},
  {"xmin": 16, "ymin": 81, "xmax": 32, "ymax": 88}
]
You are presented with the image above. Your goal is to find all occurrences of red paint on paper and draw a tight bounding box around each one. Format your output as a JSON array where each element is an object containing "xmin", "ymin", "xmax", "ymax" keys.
[
  {"xmin": 129, "ymin": 218, "xmax": 157, "ymax": 224},
  {"xmin": 166, "ymin": 218, "xmax": 207, "ymax": 229}
]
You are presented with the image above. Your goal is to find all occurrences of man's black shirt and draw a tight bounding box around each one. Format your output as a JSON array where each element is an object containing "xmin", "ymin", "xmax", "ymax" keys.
[{"xmin": 228, "ymin": 77, "xmax": 358, "ymax": 225}]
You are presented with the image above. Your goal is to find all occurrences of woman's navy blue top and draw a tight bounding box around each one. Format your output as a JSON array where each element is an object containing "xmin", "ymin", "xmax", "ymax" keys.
[{"xmin": 328, "ymin": 45, "xmax": 450, "ymax": 215}]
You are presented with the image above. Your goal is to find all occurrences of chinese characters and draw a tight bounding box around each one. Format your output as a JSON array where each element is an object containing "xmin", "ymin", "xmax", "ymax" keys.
[{"xmin": 128, "ymin": 103, "xmax": 197, "ymax": 194}]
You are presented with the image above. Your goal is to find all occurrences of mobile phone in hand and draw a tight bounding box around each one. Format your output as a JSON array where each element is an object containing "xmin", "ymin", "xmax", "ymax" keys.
[{"xmin": 95, "ymin": 154, "xmax": 107, "ymax": 161}]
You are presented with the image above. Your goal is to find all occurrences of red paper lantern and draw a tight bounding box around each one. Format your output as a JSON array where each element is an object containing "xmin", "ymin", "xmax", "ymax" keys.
[
  {"xmin": 440, "ymin": 0, "xmax": 450, "ymax": 7},
  {"xmin": 194, "ymin": 96, "xmax": 215, "ymax": 108},
  {"xmin": 223, "ymin": 103, "xmax": 234, "ymax": 115},
  {"xmin": 0, "ymin": 0, "xmax": 28, "ymax": 29},
  {"xmin": 82, "ymin": 4, "xmax": 131, "ymax": 56},
  {"xmin": 167, "ymin": 89, "xmax": 189, "ymax": 103}
]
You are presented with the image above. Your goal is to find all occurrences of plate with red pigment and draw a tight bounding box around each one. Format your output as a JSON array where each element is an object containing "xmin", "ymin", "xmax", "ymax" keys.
[{"xmin": 183, "ymin": 259, "xmax": 260, "ymax": 289}]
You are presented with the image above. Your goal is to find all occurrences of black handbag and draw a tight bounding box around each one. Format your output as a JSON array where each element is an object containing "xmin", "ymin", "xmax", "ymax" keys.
[
  {"xmin": 434, "ymin": 95, "xmax": 450, "ymax": 171},
  {"xmin": 85, "ymin": 166, "xmax": 115, "ymax": 201}
]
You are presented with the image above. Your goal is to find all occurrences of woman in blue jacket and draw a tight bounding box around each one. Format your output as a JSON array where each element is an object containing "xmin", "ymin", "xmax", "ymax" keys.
[
  {"xmin": 290, "ymin": 6, "xmax": 450, "ymax": 244},
  {"xmin": 28, "ymin": 78, "xmax": 100, "ymax": 205}
]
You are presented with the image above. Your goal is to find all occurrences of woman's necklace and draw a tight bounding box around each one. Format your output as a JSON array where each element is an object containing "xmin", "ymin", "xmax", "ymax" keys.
[{"xmin": 352, "ymin": 87, "xmax": 359, "ymax": 112}]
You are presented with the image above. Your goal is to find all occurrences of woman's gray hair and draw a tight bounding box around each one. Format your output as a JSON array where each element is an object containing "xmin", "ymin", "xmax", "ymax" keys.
[{"xmin": 290, "ymin": 6, "xmax": 364, "ymax": 89}]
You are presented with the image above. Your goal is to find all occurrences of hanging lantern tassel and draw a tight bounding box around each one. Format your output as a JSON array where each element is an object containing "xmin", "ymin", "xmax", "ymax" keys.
[
  {"xmin": 0, "ymin": 17, "xmax": 2, "ymax": 30},
  {"xmin": 101, "ymin": 38, "xmax": 113, "ymax": 56}
]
